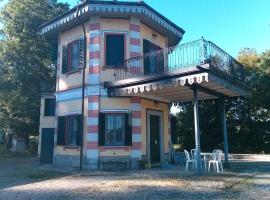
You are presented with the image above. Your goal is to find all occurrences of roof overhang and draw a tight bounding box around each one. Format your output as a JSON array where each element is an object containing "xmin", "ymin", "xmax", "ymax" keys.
[
  {"xmin": 105, "ymin": 65, "xmax": 248, "ymax": 103},
  {"xmin": 40, "ymin": 1, "xmax": 185, "ymax": 47}
]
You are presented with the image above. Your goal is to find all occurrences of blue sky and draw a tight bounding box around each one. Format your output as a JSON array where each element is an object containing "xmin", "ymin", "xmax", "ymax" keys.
[{"xmin": 1, "ymin": 0, "xmax": 270, "ymax": 56}]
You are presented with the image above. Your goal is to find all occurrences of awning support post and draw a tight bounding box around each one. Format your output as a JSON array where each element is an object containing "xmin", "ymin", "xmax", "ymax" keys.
[
  {"xmin": 221, "ymin": 98, "xmax": 229, "ymax": 167},
  {"xmin": 193, "ymin": 87, "xmax": 202, "ymax": 174}
]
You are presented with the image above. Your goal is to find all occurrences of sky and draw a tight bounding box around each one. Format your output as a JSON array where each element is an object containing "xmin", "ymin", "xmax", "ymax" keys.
[{"xmin": 0, "ymin": 0, "xmax": 270, "ymax": 56}]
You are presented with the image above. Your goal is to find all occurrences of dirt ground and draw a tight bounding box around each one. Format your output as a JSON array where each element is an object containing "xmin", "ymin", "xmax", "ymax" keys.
[{"xmin": 0, "ymin": 156, "xmax": 269, "ymax": 200}]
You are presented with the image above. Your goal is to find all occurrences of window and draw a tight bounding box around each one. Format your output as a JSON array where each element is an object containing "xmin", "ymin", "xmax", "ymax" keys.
[
  {"xmin": 99, "ymin": 112, "xmax": 131, "ymax": 146},
  {"xmin": 62, "ymin": 38, "xmax": 84, "ymax": 74},
  {"xmin": 105, "ymin": 114, "xmax": 125, "ymax": 146},
  {"xmin": 68, "ymin": 41, "xmax": 80, "ymax": 71},
  {"xmin": 57, "ymin": 115, "xmax": 82, "ymax": 147},
  {"xmin": 44, "ymin": 98, "xmax": 56, "ymax": 116},
  {"xmin": 66, "ymin": 115, "xmax": 80, "ymax": 146},
  {"xmin": 105, "ymin": 34, "xmax": 125, "ymax": 67}
]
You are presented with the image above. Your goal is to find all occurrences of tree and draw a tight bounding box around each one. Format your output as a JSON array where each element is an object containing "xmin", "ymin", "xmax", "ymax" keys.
[
  {"xmin": 227, "ymin": 49, "xmax": 270, "ymax": 153},
  {"xmin": 0, "ymin": 0, "xmax": 69, "ymax": 145}
]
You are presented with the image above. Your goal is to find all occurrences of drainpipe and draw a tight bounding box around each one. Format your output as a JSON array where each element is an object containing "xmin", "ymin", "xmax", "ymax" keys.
[{"xmin": 76, "ymin": 5, "xmax": 87, "ymax": 171}]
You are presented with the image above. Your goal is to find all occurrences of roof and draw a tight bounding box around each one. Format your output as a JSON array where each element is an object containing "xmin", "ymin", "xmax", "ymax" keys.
[{"xmin": 40, "ymin": 0, "xmax": 185, "ymax": 47}]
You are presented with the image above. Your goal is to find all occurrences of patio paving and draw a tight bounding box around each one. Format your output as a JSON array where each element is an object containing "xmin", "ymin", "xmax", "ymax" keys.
[{"xmin": 0, "ymin": 156, "xmax": 269, "ymax": 200}]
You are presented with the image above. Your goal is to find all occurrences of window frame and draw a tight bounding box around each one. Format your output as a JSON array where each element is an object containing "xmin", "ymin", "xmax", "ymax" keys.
[
  {"xmin": 44, "ymin": 98, "xmax": 56, "ymax": 117},
  {"xmin": 103, "ymin": 112, "xmax": 126, "ymax": 147},
  {"xmin": 104, "ymin": 33, "xmax": 126, "ymax": 68},
  {"xmin": 58, "ymin": 114, "xmax": 81, "ymax": 147},
  {"xmin": 67, "ymin": 40, "xmax": 80, "ymax": 73}
]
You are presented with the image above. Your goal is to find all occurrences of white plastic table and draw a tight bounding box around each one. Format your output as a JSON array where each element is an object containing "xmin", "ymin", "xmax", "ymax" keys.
[{"xmin": 200, "ymin": 152, "xmax": 213, "ymax": 172}]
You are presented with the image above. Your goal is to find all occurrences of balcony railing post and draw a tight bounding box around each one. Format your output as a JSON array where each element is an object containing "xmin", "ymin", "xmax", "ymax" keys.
[{"xmin": 200, "ymin": 37, "xmax": 207, "ymax": 64}]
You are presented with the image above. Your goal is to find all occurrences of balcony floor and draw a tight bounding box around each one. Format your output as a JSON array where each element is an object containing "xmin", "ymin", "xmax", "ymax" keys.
[{"xmin": 105, "ymin": 65, "xmax": 248, "ymax": 103}]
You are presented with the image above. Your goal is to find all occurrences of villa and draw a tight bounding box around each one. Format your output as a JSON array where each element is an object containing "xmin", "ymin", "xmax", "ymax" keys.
[{"xmin": 38, "ymin": 0, "xmax": 248, "ymax": 171}]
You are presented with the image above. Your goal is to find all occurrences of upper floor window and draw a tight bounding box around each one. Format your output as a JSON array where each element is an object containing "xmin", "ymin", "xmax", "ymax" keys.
[
  {"xmin": 62, "ymin": 38, "xmax": 84, "ymax": 74},
  {"xmin": 44, "ymin": 98, "xmax": 56, "ymax": 116},
  {"xmin": 105, "ymin": 34, "xmax": 125, "ymax": 67}
]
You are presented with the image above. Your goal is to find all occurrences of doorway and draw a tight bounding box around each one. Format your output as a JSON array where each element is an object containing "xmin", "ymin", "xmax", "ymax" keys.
[
  {"xmin": 143, "ymin": 39, "xmax": 164, "ymax": 75},
  {"xmin": 147, "ymin": 110, "xmax": 163, "ymax": 166},
  {"xmin": 40, "ymin": 128, "xmax": 54, "ymax": 164}
]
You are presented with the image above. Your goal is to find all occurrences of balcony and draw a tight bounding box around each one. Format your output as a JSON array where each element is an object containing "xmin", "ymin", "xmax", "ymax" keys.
[
  {"xmin": 106, "ymin": 38, "xmax": 248, "ymax": 103},
  {"xmin": 114, "ymin": 38, "xmax": 246, "ymax": 84}
]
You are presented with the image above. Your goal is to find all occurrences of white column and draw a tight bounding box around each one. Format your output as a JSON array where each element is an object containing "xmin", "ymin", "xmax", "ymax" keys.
[
  {"xmin": 193, "ymin": 87, "xmax": 202, "ymax": 174},
  {"xmin": 221, "ymin": 99, "xmax": 229, "ymax": 166}
]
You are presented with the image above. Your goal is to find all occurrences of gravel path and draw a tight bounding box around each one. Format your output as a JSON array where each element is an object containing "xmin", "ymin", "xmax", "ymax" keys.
[{"xmin": 0, "ymin": 157, "xmax": 269, "ymax": 200}]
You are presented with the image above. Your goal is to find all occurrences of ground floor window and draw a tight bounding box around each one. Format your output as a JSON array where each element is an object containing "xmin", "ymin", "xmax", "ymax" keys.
[
  {"xmin": 105, "ymin": 113, "xmax": 125, "ymax": 146},
  {"xmin": 66, "ymin": 115, "xmax": 80, "ymax": 146},
  {"xmin": 57, "ymin": 115, "xmax": 82, "ymax": 147},
  {"xmin": 99, "ymin": 112, "xmax": 131, "ymax": 146}
]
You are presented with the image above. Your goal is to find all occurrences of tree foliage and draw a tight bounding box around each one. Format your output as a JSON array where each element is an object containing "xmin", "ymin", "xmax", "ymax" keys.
[
  {"xmin": 0, "ymin": 0, "xmax": 69, "ymax": 141},
  {"xmin": 173, "ymin": 48, "xmax": 270, "ymax": 153}
]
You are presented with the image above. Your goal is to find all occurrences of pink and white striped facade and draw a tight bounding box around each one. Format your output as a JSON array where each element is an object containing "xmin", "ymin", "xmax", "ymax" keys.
[
  {"xmin": 131, "ymin": 97, "xmax": 142, "ymax": 159},
  {"xmin": 129, "ymin": 17, "xmax": 142, "ymax": 75},
  {"xmin": 87, "ymin": 17, "xmax": 101, "ymax": 168}
]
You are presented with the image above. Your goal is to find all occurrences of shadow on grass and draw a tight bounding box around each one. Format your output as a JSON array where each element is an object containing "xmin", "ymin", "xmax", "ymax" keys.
[
  {"xmin": 228, "ymin": 161, "xmax": 270, "ymax": 173},
  {"xmin": 0, "ymin": 156, "xmax": 69, "ymax": 190}
]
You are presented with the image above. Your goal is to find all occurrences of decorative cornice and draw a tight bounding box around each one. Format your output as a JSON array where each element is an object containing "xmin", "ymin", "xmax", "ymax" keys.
[
  {"xmin": 110, "ymin": 73, "xmax": 209, "ymax": 96},
  {"xmin": 40, "ymin": 3, "xmax": 184, "ymax": 39},
  {"xmin": 55, "ymin": 85, "xmax": 108, "ymax": 102}
]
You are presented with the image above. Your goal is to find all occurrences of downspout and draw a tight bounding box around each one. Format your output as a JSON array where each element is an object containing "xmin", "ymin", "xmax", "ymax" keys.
[{"xmin": 76, "ymin": 5, "xmax": 87, "ymax": 171}]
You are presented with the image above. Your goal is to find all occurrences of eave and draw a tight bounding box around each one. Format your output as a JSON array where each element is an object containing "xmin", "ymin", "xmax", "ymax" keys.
[{"xmin": 40, "ymin": 1, "xmax": 185, "ymax": 47}]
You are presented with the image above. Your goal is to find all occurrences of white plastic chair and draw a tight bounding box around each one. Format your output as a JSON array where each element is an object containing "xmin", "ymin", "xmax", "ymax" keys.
[
  {"xmin": 184, "ymin": 150, "xmax": 197, "ymax": 171},
  {"xmin": 208, "ymin": 149, "xmax": 224, "ymax": 173},
  {"xmin": 191, "ymin": 149, "xmax": 197, "ymax": 160}
]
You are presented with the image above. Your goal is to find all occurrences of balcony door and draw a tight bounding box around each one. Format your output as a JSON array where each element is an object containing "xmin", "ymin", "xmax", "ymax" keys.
[{"xmin": 143, "ymin": 40, "xmax": 164, "ymax": 75}]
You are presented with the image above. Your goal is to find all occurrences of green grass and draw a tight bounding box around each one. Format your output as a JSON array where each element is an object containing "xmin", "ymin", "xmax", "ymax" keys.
[{"xmin": 9, "ymin": 168, "xmax": 69, "ymax": 180}]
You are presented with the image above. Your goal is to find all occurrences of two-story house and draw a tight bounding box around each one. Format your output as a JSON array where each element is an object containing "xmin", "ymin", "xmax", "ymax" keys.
[{"xmin": 38, "ymin": 0, "xmax": 248, "ymax": 171}]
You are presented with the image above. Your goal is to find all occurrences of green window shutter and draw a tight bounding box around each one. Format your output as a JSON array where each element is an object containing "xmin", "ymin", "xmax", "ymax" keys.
[
  {"xmin": 62, "ymin": 45, "xmax": 68, "ymax": 74},
  {"xmin": 98, "ymin": 113, "xmax": 105, "ymax": 146},
  {"xmin": 79, "ymin": 38, "xmax": 85, "ymax": 68},
  {"xmin": 125, "ymin": 113, "xmax": 132, "ymax": 146},
  {"xmin": 76, "ymin": 114, "xmax": 82, "ymax": 146},
  {"xmin": 57, "ymin": 116, "xmax": 66, "ymax": 146}
]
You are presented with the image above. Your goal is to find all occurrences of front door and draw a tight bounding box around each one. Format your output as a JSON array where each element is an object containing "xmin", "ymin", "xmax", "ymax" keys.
[
  {"xmin": 150, "ymin": 115, "xmax": 160, "ymax": 164},
  {"xmin": 40, "ymin": 128, "xmax": 54, "ymax": 164}
]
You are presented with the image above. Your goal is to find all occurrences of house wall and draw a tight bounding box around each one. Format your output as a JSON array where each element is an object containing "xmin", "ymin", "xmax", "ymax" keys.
[
  {"xmin": 99, "ymin": 97, "xmax": 170, "ymax": 168},
  {"xmin": 38, "ymin": 95, "xmax": 55, "ymax": 157},
  {"xmin": 141, "ymin": 99, "xmax": 170, "ymax": 156},
  {"xmin": 56, "ymin": 98, "xmax": 88, "ymax": 155},
  {"xmin": 100, "ymin": 18, "xmax": 168, "ymax": 82},
  {"xmin": 57, "ymin": 23, "xmax": 89, "ymax": 92},
  {"xmin": 140, "ymin": 23, "xmax": 167, "ymax": 49},
  {"xmin": 44, "ymin": 16, "xmax": 170, "ymax": 169}
]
